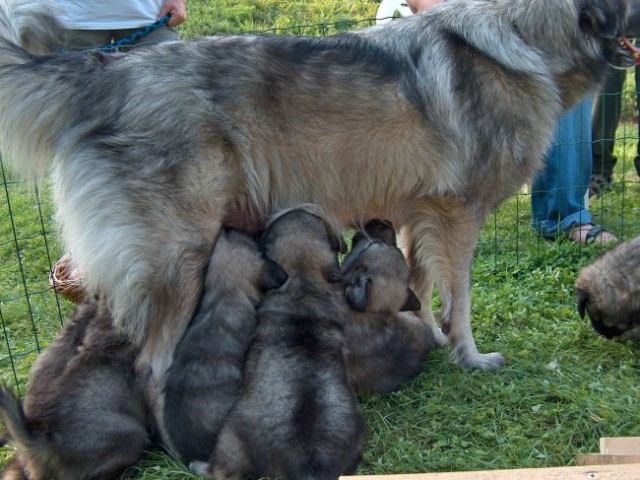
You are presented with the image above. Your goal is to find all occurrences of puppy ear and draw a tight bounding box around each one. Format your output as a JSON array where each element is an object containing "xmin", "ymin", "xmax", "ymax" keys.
[
  {"xmin": 260, "ymin": 258, "xmax": 288, "ymax": 291},
  {"xmin": 350, "ymin": 231, "xmax": 367, "ymax": 250},
  {"xmin": 576, "ymin": 290, "xmax": 588, "ymax": 319},
  {"xmin": 400, "ymin": 288, "xmax": 422, "ymax": 312},
  {"xmin": 334, "ymin": 234, "xmax": 348, "ymax": 255},
  {"xmin": 345, "ymin": 272, "xmax": 372, "ymax": 313},
  {"xmin": 363, "ymin": 219, "xmax": 397, "ymax": 246}
]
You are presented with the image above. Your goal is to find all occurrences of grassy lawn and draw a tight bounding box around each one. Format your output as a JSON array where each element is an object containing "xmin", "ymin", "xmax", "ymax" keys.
[{"xmin": 2, "ymin": 1, "xmax": 640, "ymax": 477}]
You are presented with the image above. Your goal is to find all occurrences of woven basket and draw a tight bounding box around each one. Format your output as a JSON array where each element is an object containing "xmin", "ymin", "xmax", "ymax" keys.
[{"xmin": 49, "ymin": 252, "xmax": 85, "ymax": 304}]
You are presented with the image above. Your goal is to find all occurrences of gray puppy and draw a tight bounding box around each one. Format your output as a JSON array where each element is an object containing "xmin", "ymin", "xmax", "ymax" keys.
[
  {"xmin": 576, "ymin": 235, "xmax": 640, "ymax": 338},
  {"xmin": 342, "ymin": 220, "xmax": 436, "ymax": 394},
  {"xmin": 162, "ymin": 228, "xmax": 287, "ymax": 464},
  {"xmin": 201, "ymin": 206, "xmax": 366, "ymax": 480},
  {"xmin": 0, "ymin": 296, "xmax": 150, "ymax": 480}
]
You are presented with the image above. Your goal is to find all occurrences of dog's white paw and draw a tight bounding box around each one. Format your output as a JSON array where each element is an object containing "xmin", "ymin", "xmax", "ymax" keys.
[{"xmin": 454, "ymin": 348, "xmax": 505, "ymax": 370}]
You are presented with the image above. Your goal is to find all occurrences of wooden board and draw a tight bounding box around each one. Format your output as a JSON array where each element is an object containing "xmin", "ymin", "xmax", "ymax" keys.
[
  {"xmin": 576, "ymin": 437, "xmax": 640, "ymax": 465},
  {"xmin": 600, "ymin": 437, "xmax": 640, "ymax": 455},
  {"xmin": 576, "ymin": 454, "xmax": 640, "ymax": 466},
  {"xmin": 340, "ymin": 463, "xmax": 640, "ymax": 479}
]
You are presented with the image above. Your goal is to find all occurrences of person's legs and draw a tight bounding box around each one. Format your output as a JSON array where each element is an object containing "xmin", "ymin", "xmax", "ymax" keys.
[
  {"xmin": 634, "ymin": 64, "xmax": 640, "ymax": 178},
  {"xmin": 532, "ymin": 98, "xmax": 614, "ymax": 245},
  {"xmin": 591, "ymin": 68, "xmax": 625, "ymax": 191}
]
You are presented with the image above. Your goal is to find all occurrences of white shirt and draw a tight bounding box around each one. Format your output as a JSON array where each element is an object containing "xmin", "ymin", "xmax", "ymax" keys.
[{"xmin": 58, "ymin": 1, "xmax": 164, "ymax": 30}]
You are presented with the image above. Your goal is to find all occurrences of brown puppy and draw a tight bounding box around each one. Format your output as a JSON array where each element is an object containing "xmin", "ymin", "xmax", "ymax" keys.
[
  {"xmin": 342, "ymin": 220, "xmax": 436, "ymax": 394},
  {"xmin": 203, "ymin": 206, "xmax": 366, "ymax": 480},
  {"xmin": 0, "ymin": 296, "xmax": 151, "ymax": 480},
  {"xmin": 162, "ymin": 228, "xmax": 287, "ymax": 464},
  {"xmin": 576, "ymin": 235, "xmax": 640, "ymax": 338}
]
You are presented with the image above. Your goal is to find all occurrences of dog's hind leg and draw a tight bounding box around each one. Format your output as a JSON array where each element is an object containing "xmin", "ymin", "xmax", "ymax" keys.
[
  {"xmin": 53, "ymin": 147, "xmax": 230, "ymax": 452},
  {"xmin": 404, "ymin": 200, "xmax": 504, "ymax": 370},
  {"xmin": 133, "ymin": 226, "xmax": 220, "ymax": 454}
]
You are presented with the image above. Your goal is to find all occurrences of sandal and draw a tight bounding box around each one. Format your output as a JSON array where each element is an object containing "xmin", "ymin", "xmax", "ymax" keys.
[{"xmin": 567, "ymin": 224, "xmax": 617, "ymax": 246}]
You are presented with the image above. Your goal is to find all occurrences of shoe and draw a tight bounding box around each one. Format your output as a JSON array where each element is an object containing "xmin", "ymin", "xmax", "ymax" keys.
[{"xmin": 567, "ymin": 224, "xmax": 617, "ymax": 246}]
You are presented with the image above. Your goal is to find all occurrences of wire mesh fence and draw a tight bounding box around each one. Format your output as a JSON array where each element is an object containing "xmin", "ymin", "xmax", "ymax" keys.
[{"xmin": 0, "ymin": 17, "xmax": 639, "ymax": 396}]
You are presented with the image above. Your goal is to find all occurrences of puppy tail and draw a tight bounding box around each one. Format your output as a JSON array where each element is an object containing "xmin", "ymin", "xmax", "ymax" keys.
[{"xmin": 0, "ymin": 385, "xmax": 39, "ymax": 453}]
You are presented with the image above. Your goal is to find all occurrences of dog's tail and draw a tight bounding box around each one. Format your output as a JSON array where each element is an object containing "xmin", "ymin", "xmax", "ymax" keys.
[
  {"xmin": 0, "ymin": 386, "xmax": 35, "ymax": 449},
  {"xmin": 0, "ymin": 385, "xmax": 51, "ymax": 479},
  {"xmin": 0, "ymin": 0, "xmax": 71, "ymax": 181},
  {"xmin": 0, "ymin": 0, "xmax": 64, "ymax": 55}
]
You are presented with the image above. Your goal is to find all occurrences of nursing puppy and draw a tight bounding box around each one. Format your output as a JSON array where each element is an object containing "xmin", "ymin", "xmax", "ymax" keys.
[
  {"xmin": 202, "ymin": 207, "xmax": 366, "ymax": 480},
  {"xmin": 162, "ymin": 228, "xmax": 287, "ymax": 464},
  {"xmin": 342, "ymin": 220, "xmax": 437, "ymax": 394},
  {"xmin": 576, "ymin": 235, "xmax": 640, "ymax": 338},
  {"xmin": 0, "ymin": 2, "xmax": 638, "ymax": 418},
  {"xmin": 0, "ymin": 296, "xmax": 150, "ymax": 480}
]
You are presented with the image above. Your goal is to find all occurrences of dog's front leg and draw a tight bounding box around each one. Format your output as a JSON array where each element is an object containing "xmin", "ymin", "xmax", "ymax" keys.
[
  {"xmin": 404, "ymin": 200, "xmax": 504, "ymax": 370},
  {"xmin": 398, "ymin": 227, "xmax": 448, "ymax": 348}
]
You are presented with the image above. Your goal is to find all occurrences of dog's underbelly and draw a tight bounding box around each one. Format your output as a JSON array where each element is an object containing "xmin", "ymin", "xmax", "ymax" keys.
[{"xmin": 223, "ymin": 196, "xmax": 415, "ymax": 235}]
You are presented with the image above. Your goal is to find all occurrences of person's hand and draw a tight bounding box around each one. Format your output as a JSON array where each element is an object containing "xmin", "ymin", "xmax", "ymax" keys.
[
  {"xmin": 406, "ymin": 0, "xmax": 443, "ymax": 14},
  {"xmin": 158, "ymin": 0, "xmax": 187, "ymax": 27}
]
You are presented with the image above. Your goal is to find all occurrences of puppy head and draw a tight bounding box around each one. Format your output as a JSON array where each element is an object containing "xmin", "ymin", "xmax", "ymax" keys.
[
  {"xmin": 575, "ymin": 263, "xmax": 636, "ymax": 339},
  {"xmin": 260, "ymin": 205, "xmax": 344, "ymax": 282},
  {"xmin": 208, "ymin": 229, "xmax": 287, "ymax": 295},
  {"xmin": 342, "ymin": 219, "xmax": 420, "ymax": 314}
]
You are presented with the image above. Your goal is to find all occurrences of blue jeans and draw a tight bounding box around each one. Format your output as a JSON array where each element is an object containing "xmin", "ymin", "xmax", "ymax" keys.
[{"xmin": 531, "ymin": 99, "xmax": 593, "ymax": 238}]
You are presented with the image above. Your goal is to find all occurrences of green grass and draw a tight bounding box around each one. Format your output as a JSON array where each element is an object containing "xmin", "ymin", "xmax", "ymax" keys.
[{"xmin": 2, "ymin": 1, "xmax": 640, "ymax": 478}]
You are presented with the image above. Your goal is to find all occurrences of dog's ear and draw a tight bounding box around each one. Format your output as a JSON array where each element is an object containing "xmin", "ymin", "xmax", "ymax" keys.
[
  {"xmin": 350, "ymin": 230, "xmax": 367, "ymax": 250},
  {"xmin": 579, "ymin": 2, "xmax": 622, "ymax": 39},
  {"xmin": 576, "ymin": 290, "xmax": 588, "ymax": 319},
  {"xmin": 363, "ymin": 219, "xmax": 397, "ymax": 246},
  {"xmin": 624, "ymin": 1, "xmax": 640, "ymax": 37},
  {"xmin": 333, "ymin": 233, "xmax": 348, "ymax": 255},
  {"xmin": 345, "ymin": 271, "xmax": 372, "ymax": 313},
  {"xmin": 400, "ymin": 288, "xmax": 421, "ymax": 312},
  {"xmin": 260, "ymin": 258, "xmax": 288, "ymax": 291}
]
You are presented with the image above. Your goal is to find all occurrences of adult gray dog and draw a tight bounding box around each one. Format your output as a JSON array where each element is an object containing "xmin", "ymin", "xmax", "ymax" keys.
[{"xmin": 0, "ymin": 1, "xmax": 637, "ymax": 406}]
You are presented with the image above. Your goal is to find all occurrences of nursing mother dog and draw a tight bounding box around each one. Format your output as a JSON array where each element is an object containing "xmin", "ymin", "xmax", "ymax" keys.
[{"xmin": 0, "ymin": 0, "xmax": 637, "ymax": 413}]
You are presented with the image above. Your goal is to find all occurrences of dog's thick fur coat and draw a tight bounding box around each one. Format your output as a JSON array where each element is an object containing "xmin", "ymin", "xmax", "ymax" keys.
[
  {"xmin": 0, "ymin": 296, "xmax": 150, "ymax": 480},
  {"xmin": 576, "ymin": 235, "xmax": 640, "ymax": 338},
  {"xmin": 0, "ymin": 0, "xmax": 636, "ymax": 404}
]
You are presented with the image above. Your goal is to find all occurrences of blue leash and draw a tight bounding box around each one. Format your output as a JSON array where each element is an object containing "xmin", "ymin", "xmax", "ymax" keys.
[{"xmin": 98, "ymin": 14, "xmax": 171, "ymax": 51}]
